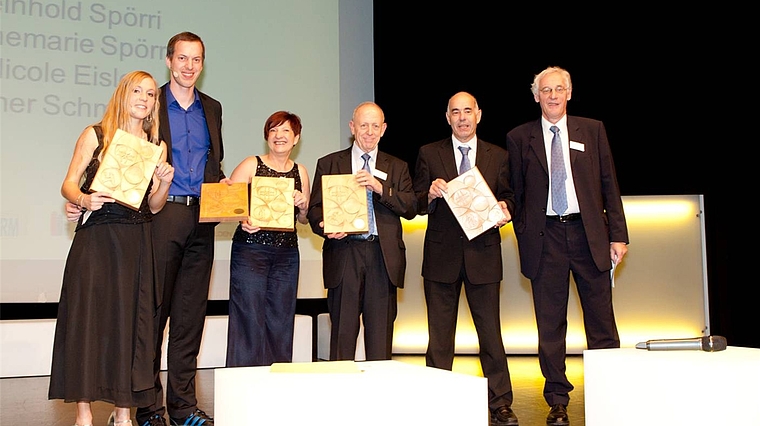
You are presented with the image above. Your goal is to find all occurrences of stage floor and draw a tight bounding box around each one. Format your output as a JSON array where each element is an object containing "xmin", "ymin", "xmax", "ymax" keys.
[{"xmin": 0, "ymin": 354, "xmax": 585, "ymax": 425}]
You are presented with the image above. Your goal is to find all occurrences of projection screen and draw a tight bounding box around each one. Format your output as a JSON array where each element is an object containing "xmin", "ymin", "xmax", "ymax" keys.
[{"xmin": 0, "ymin": 0, "xmax": 374, "ymax": 302}]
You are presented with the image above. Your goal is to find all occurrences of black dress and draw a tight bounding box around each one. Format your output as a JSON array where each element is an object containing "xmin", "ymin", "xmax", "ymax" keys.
[{"xmin": 48, "ymin": 125, "xmax": 159, "ymax": 407}]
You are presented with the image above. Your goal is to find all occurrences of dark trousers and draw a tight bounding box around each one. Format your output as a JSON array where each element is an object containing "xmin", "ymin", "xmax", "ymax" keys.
[
  {"xmin": 137, "ymin": 202, "xmax": 215, "ymax": 421},
  {"xmin": 532, "ymin": 218, "xmax": 619, "ymax": 407},
  {"xmin": 424, "ymin": 272, "xmax": 513, "ymax": 409},
  {"xmin": 326, "ymin": 239, "xmax": 397, "ymax": 361}
]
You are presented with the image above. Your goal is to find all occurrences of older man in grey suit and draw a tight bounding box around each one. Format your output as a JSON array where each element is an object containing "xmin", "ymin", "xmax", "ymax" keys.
[{"xmin": 506, "ymin": 66, "xmax": 629, "ymax": 426}]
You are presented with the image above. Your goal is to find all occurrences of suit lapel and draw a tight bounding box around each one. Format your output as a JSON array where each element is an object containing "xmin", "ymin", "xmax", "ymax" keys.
[
  {"xmin": 436, "ymin": 138, "xmax": 458, "ymax": 181},
  {"xmin": 528, "ymin": 120, "xmax": 548, "ymax": 175},
  {"xmin": 337, "ymin": 148, "xmax": 354, "ymax": 174},
  {"xmin": 375, "ymin": 152, "xmax": 391, "ymax": 182},
  {"xmin": 474, "ymin": 139, "xmax": 489, "ymax": 174},
  {"xmin": 199, "ymin": 93, "xmax": 217, "ymax": 136},
  {"xmin": 159, "ymin": 83, "xmax": 173, "ymax": 163},
  {"xmin": 566, "ymin": 116, "xmax": 582, "ymax": 167}
]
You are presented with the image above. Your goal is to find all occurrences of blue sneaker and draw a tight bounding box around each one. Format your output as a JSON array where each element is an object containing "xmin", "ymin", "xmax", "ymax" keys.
[
  {"xmin": 139, "ymin": 414, "xmax": 167, "ymax": 426},
  {"xmin": 170, "ymin": 409, "xmax": 213, "ymax": 426}
]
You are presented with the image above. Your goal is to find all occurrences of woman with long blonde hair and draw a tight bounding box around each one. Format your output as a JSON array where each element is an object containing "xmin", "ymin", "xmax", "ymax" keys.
[{"xmin": 49, "ymin": 70, "xmax": 174, "ymax": 426}]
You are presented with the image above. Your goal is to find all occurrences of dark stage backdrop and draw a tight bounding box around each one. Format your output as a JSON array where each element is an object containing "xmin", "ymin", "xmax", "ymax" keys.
[{"xmin": 372, "ymin": 7, "xmax": 739, "ymax": 346}]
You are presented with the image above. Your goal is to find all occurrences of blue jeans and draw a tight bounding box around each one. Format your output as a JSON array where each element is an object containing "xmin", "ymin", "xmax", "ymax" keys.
[{"xmin": 226, "ymin": 241, "xmax": 299, "ymax": 367}]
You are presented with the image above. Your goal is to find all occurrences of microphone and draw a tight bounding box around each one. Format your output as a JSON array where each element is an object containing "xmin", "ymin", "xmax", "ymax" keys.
[
  {"xmin": 635, "ymin": 335, "xmax": 727, "ymax": 352},
  {"xmin": 172, "ymin": 70, "xmax": 180, "ymax": 78}
]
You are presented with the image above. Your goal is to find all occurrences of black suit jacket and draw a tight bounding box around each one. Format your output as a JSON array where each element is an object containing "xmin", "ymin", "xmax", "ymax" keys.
[
  {"xmin": 413, "ymin": 138, "xmax": 515, "ymax": 285},
  {"xmin": 308, "ymin": 147, "xmax": 417, "ymax": 288},
  {"xmin": 506, "ymin": 116, "xmax": 629, "ymax": 279},
  {"xmin": 158, "ymin": 82, "xmax": 225, "ymax": 184}
]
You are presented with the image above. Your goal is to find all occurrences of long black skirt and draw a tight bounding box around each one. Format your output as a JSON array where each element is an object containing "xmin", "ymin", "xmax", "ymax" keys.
[{"xmin": 48, "ymin": 220, "xmax": 158, "ymax": 407}]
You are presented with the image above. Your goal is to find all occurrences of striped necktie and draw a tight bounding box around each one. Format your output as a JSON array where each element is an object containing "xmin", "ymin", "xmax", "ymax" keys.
[{"xmin": 362, "ymin": 153, "xmax": 377, "ymax": 236}]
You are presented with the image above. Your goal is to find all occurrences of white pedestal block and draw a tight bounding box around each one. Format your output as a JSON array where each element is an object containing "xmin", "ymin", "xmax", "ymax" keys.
[
  {"xmin": 584, "ymin": 347, "xmax": 760, "ymax": 426},
  {"xmin": 292, "ymin": 314, "xmax": 313, "ymax": 363},
  {"xmin": 214, "ymin": 360, "xmax": 487, "ymax": 426}
]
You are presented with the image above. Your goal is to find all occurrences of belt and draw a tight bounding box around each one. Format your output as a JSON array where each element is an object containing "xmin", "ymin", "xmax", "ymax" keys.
[
  {"xmin": 347, "ymin": 234, "xmax": 379, "ymax": 242},
  {"xmin": 546, "ymin": 213, "xmax": 581, "ymax": 222},
  {"xmin": 166, "ymin": 195, "xmax": 200, "ymax": 206}
]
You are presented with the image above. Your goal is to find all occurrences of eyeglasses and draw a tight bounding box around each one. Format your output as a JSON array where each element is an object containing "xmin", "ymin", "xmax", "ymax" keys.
[{"xmin": 539, "ymin": 86, "xmax": 568, "ymax": 95}]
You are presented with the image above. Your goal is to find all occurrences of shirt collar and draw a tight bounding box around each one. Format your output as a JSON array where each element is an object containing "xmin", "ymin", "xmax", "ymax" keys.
[
  {"xmin": 165, "ymin": 85, "xmax": 200, "ymax": 108},
  {"xmin": 352, "ymin": 143, "xmax": 378, "ymax": 161},
  {"xmin": 541, "ymin": 115, "xmax": 568, "ymax": 135},
  {"xmin": 452, "ymin": 134, "xmax": 477, "ymax": 148}
]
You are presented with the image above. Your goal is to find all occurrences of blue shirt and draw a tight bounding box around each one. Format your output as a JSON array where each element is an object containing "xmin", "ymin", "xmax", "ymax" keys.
[{"xmin": 165, "ymin": 87, "xmax": 210, "ymax": 197}]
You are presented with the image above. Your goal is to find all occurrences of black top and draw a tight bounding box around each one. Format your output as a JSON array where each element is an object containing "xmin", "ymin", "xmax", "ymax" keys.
[{"xmin": 232, "ymin": 156, "xmax": 302, "ymax": 248}]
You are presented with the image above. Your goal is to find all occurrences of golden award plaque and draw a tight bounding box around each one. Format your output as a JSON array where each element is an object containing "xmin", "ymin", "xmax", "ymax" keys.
[
  {"xmin": 249, "ymin": 176, "xmax": 295, "ymax": 231},
  {"xmin": 322, "ymin": 174, "xmax": 369, "ymax": 234},
  {"xmin": 89, "ymin": 129, "xmax": 163, "ymax": 210},
  {"xmin": 199, "ymin": 182, "xmax": 249, "ymax": 223},
  {"xmin": 442, "ymin": 166, "xmax": 506, "ymax": 240}
]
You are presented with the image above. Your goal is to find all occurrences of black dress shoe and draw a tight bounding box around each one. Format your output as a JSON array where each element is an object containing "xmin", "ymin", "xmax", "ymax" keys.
[
  {"xmin": 490, "ymin": 404, "xmax": 519, "ymax": 426},
  {"xmin": 546, "ymin": 404, "xmax": 569, "ymax": 425}
]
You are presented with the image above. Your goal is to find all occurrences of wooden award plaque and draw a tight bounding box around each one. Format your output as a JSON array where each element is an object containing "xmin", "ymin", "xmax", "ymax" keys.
[
  {"xmin": 321, "ymin": 174, "xmax": 369, "ymax": 234},
  {"xmin": 89, "ymin": 129, "xmax": 163, "ymax": 210},
  {"xmin": 249, "ymin": 176, "xmax": 295, "ymax": 231},
  {"xmin": 442, "ymin": 166, "xmax": 506, "ymax": 240},
  {"xmin": 199, "ymin": 182, "xmax": 249, "ymax": 223}
]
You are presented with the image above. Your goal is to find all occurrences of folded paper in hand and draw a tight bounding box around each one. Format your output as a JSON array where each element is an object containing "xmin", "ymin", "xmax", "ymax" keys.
[{"xmin": 442, "ymin": 166, "xmax": 506, "ymax": 240}]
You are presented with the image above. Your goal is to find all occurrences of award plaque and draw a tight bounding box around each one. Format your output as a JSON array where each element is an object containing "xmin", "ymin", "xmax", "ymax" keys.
[
  {"xmin": 89, "ymin": 129, "xmax": 163, "ymax": 210},
  {"xmin": 442, "ymin": 166, "xmax": 506, "ymax": 240},
  {"xmin": 249, "ymin": 176, "xmax": 295, "ymax": 231},
  {"xmin": 321, "ymin": 174, "xmax": 369, "ymax": 234},
  {"xmin": 199, "ymin": 182, "xmax": 249, "ymax": 223}
]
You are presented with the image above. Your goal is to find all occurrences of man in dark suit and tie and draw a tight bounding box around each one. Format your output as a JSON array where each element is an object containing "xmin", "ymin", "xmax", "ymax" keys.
[
  {"xmin": 506, "ymin": 66, "xmax": 629, "ymax": 426},
  {"xmin": 413, "ymin": 92, "xmax": 518, "ymax": 426},
  {"xmin": 307, "ymin": 101, "xmax": 417, "ymax": 361}
]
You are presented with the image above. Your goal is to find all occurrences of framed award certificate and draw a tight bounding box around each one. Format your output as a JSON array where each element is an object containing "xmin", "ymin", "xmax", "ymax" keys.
[
  {"xmin": 89, "ymin": 129, "xmax": 163, "ymax": 210},
  {"xmin": 249, "ymin": 176, "xmax": 295, "ymax": 231},
  {"xmin": 199, "ymin": 182, "xmax": 250, "ymax": 223},
  {"xmin": 321, "ymin": 174, "xmax": 369, "ymax": 234}
]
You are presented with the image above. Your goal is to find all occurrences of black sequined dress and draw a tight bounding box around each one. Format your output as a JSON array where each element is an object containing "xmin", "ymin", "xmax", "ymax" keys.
[{"xmin": 49, "ymin": 125, "xmax": 159, "ymax": 406}]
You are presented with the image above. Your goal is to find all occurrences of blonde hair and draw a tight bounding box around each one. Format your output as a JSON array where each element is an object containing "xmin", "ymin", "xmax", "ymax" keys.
[{"xmin": 98, "ymin": 70, "xmax": 160, "ymax": 152}]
